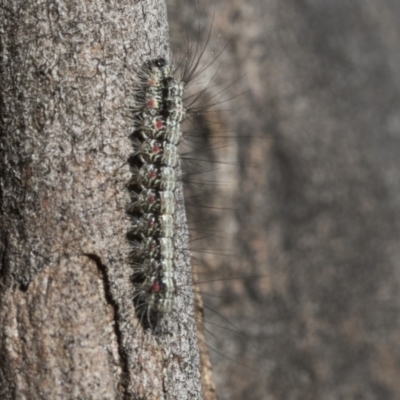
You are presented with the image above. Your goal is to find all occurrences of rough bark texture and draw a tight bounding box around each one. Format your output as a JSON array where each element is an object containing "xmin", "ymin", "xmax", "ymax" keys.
[
  {"xmin": 0, "ymin": 1, "xmax": 203, "ymax": 399},
  {"xmin": 168, "ymin": 0, "xmax": 400, "ymax": 399}
]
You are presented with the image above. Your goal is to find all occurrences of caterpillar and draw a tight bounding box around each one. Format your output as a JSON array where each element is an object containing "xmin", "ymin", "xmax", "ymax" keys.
[
  {"xmin": 124, "ymin": 0, "xmax": 258, "ymax": 357},
  {"xmin": 126, "ymin": 57, "xmax": 187, "ymax": 326}
]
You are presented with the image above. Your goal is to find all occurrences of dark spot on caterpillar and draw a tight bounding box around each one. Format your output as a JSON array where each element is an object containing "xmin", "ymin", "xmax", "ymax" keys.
[{"xmin": 155, "ymin": 58, "xmax": 167, "ymax": 68}]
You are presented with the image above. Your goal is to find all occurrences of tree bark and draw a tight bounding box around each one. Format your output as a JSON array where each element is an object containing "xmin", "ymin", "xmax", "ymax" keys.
[{"xmin": 0, "ymin": 1, "xmax": 203, "ymax": 399}]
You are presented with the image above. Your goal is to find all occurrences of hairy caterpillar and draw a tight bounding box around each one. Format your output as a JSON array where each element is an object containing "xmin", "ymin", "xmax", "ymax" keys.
[
  {"xmin": 125, "ymin": 8, "xmax": 231, "ymax": 328},
  {"xmin": 127, "ymin": 57, "xmax": 185, "ymax": 324}
]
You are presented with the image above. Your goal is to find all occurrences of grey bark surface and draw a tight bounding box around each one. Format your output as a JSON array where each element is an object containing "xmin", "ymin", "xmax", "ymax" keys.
[
  {"xmin": 167, "ymin": 0, "xmax": 400, "ymax": 399},
  {"xmin": 0, "ymin": 1, "xmax": 203, "ymax": 399}
]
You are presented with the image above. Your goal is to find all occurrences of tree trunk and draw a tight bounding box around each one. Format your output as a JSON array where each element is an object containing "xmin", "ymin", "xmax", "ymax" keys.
[{"xmin": 0, "ymin": 1, "xmax": 204, "ymax": 399}]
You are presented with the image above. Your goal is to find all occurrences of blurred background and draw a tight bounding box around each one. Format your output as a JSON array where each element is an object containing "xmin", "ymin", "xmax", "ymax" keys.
[{"xmin": 167, "ymin": 1, "xmax": 400, "ymax": 399}]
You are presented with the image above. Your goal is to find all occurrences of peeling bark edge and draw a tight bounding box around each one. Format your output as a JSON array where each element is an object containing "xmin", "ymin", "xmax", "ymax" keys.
[{"xmin": 84, "ymin": 253, "xmax": 130, "ymax": 397}]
